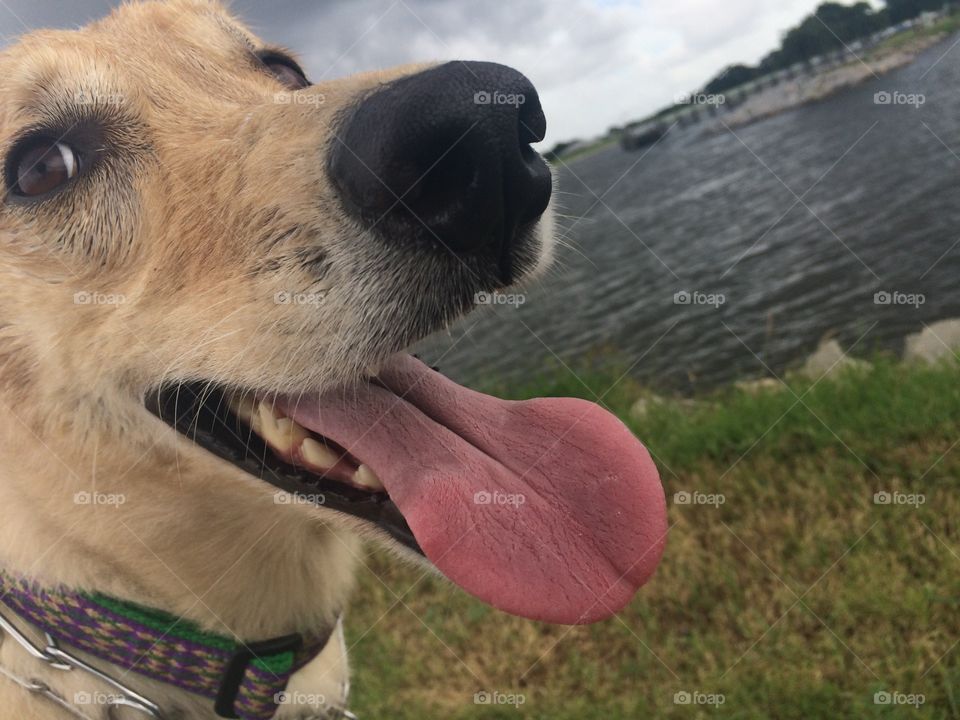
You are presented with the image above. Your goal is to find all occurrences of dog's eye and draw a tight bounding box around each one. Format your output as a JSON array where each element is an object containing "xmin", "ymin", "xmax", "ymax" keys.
[
  {"xmin": 259, "ymin": 52, "xmax": 309, "ymax": 90},
  {"xmin": 11, "ymin": 140, "xmax": 79, "ymax": 198}
]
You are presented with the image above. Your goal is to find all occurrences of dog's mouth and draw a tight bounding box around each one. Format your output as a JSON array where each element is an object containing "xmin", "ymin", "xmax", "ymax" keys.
[
  {"xmin": 148, "ymin": 354, "xmax": 668, "ymax": 625},
  {"xmin": 145, "ymin": 378, "xmax": 419, "ymax": 552}
]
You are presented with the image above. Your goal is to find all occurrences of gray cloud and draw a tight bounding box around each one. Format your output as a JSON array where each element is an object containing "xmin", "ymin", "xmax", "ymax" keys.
[{"xmin": 0, "ymin": 0, "xmax": 843, "ymax": 144}]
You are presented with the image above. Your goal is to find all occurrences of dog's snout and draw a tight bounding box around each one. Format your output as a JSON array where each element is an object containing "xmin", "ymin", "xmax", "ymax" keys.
[{"xmin": 329, "ymin": 61, "xmax": 552, "ymax": 259}]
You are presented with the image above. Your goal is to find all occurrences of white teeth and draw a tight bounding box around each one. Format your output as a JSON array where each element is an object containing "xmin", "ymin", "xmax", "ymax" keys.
[
  {"xmin": 301, "ymin": 437, "xmax": 340, "ymax": 470},
  {"xmin": 353, "ymin": 465, "xmax": 385, "ymax": 492},
  {"xmin": 230, "ymin": 395, "xmax": 257, "ymax": 425},
  {"xmin": 254, "ymin": 402, "xmax": 310, "ymax": 454},
  {"xmin": 230, "ymin": 395, "xmax": 383, "ymax": 493},
  {"xmin": 229, "ymin": 394, "xmax": 318, "ymax": 461}
]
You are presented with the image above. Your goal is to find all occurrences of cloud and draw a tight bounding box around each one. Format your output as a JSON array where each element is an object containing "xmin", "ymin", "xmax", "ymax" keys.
[{"xmin": 0, "ymin": 0, "xmax": 863, "ymax": 144}]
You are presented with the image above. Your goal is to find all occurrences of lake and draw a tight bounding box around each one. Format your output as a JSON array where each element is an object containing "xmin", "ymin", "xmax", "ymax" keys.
[{"xmin": 420, "ymin": 35, "xmax": 960, "ymax": 393}]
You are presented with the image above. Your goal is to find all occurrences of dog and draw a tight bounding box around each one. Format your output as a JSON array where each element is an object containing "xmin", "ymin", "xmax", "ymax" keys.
[{"xmin": 0, "ymin": 1, "xmax": 667, "ymax": 718}]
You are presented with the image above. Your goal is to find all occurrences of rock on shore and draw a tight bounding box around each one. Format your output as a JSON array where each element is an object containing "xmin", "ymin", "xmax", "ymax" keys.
[{"xmin": 904, "ymin": 319, "xmax": 960, "ymax": 363}]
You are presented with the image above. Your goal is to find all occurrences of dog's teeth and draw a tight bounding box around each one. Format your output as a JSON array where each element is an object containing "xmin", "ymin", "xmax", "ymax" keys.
[
  {"xmin": 275, "ymin": 419, "xmax": 311, "ymax": 453},
  {"xmin": 230, "ymin": 395, "xmax": 258, "ymax": 425},
  {"xmin": 257, "ymin": 400, "xmax": 285, "ymax": 421},
  {"xmin": 301, "ymin": 437, "xmax": 339, "ymax": 470},
  {"xmin": 256, "ymin": 402, "xmax": 310, "ymax": 453},
  {"xmin": 256, "ymin": 402, "xmax": 279, "ymax": 436},
  {"xmin": 353, "ymin": 465, "xmax": 384, "ymax": 492}
]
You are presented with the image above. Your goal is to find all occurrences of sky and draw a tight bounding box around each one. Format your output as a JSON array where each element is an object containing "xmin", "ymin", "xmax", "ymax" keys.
[{"xmin": 0, "ymin": 0, "xmax": 883, "ymax": 146}]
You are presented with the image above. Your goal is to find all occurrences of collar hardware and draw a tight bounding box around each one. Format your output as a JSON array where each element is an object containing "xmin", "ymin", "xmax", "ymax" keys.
[
  {"xmin": 0, "ymin": 571, "xmax": 337, "ymax": 720},
  {"xmin": 0, "ymin": 605, "xmax": 163, "ymax": 718},
  {"xmin": 214, "ymin": 633, "xmax": 303, "ymax": 719}
]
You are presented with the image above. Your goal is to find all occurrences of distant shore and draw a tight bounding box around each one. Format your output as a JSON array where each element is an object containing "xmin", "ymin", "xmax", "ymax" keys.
[
  {"xmin": 553, "ymin": 15, "xmax": 960, "ymax": 165},
  {"xmin": 717, "ymin": 24, "xmax": 954, "ymax": 131}
]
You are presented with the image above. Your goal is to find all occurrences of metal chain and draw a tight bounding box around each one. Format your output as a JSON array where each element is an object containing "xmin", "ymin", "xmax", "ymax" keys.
[
  {"xmin": 0, "ymin": 606, "xmax": 163, "ymax": 718},
  {"xmin": 0, "ymin": 662, "xmax": 96, "ymax": 720},
  {"xmin": 0, "ymin": 606, "xmax": 360, "ymax": 720}
]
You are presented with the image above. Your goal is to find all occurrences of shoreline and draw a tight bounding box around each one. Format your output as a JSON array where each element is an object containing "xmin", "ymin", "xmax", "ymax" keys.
[
  {"xmin": 633, "ymin": 318, "xmax": 960, "ymax": 417},
  {"xmin": 556, "ymin": 18, "xmax": 960, "ymax": 164},
  {"xmin": 717, "ymin": 29, "xmax": 951, "ymax": 131}
]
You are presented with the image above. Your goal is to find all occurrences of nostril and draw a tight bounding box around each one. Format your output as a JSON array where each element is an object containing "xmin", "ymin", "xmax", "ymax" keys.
[{"xmin": 518, "ymin": 103, "xmax": 546, "ymax": 145}]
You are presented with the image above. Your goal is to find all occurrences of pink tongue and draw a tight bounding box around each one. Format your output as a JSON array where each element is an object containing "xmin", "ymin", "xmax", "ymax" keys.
[{"xmin": 279, "ymin": 354, "xmax": 667, "ymax": 624}]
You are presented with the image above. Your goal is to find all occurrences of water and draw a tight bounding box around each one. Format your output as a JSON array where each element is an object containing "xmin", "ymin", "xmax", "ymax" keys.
[{"xmin": 419, "ymin": 36, "xmax": 960, "ymax": 393}]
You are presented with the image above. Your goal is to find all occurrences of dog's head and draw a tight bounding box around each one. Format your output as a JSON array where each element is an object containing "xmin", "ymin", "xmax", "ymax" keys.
[
  {"xmin": 0, "ymin": 0, "xmax": 666, "ymax": 625},
  {"xmin": 0, "ymin": 0, "xmax": 553, "ymax": 394}
]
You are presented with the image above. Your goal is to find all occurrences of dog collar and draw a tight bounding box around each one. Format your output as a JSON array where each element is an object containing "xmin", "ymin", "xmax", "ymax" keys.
[{"xmin": 0, "ymin": 571, "xmax": 337, "ymax": 720}]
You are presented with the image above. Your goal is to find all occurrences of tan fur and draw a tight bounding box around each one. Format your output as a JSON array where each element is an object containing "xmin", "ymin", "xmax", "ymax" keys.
[{"xmin": 0, "ymin": 1, "xmax": 555, "ymax": 717}]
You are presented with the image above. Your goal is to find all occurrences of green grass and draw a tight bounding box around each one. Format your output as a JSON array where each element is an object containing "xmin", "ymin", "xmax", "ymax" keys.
[
  {"xmin": 868, "ymin": 14, "xmax": 960, "ymax": 56},
  {"xmin": 345, "ymin": 357, "xmax": 960, "ymax": 719},
  {"xmin": 551, "ymin": 136, "xmax": 620, "ymax": 164}
]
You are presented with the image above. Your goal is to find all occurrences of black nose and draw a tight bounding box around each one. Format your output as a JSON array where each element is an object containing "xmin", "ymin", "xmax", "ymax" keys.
[{"xmin": 328, "ymin": 61, "xmax": 552, "ymax": 260}]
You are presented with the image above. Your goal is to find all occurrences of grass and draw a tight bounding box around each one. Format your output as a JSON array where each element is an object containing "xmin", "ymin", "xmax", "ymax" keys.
[
  {"xmin": 550, "ymin": 136, "xmax": 620, "ymax": 164},
  {"xmin": 345, "ymin": 356, "xmax": 960, "ymax": 719},
  {"xmin": 867, "ymin": 14, "xmax": 960, "ymax": 56}
]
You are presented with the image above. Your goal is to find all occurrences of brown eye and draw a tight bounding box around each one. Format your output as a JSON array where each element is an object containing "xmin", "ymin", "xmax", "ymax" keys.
[
  {"xmin": 13, "ymin": 141, "xmax": 78, "ymax": 197},
  {"xmin": 260, "ymin": 53, "xmax": 309, "ymax": 90}
]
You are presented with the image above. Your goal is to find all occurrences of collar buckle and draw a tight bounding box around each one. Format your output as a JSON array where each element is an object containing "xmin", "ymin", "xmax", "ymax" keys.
[{"xmin": 214, "ymin": 633, "xmax": 303, "ymax": 719}]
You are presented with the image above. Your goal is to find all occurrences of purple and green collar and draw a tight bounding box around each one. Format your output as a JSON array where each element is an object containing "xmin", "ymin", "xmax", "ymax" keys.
[{"xmin": 0, "ymin": 571, "xmax": 336, "ymax": 719}]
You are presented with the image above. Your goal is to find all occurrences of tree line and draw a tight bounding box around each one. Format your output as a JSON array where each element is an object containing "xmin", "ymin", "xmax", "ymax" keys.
[
  {"xmin": 547, "ymin": 0, "xmax": 948, "ymax": 158},
  {"xmin": 703, "ymin": 0, "xmax": 948, "ymax": 95}
]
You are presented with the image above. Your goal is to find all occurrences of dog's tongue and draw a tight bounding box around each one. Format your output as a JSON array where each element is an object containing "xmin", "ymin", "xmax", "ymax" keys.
[{"xmin": 280, "ymin": 354, "xmax": 667, "ymax": 624}]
